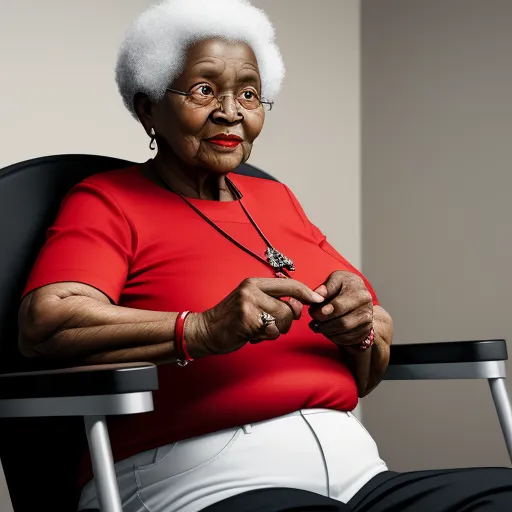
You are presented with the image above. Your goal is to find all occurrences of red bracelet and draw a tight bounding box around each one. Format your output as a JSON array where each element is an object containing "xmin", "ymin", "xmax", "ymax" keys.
[{"xmin": 175, "ymin": 311, "xmax": 193, "ymax": 366}]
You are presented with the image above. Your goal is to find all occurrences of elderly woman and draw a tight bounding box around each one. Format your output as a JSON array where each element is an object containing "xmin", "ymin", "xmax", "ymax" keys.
[{"xmin": 18, "ymin": 1, "xmax": 512, "ymax": 511}]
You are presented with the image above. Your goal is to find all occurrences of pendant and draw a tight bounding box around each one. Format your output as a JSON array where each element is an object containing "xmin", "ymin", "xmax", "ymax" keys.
[{"xmin": 266, "ymin": 246, "xmax": 295, "ymax": 273}]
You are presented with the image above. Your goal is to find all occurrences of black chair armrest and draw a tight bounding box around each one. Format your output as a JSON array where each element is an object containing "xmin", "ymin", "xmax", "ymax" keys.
[
  {"xmin": 0, "ymin": 362, "xmax": 158, "ymax": 399},
  {"xmin": 389, "ymin": 339, "xmax": 508, "ymax": 365}
]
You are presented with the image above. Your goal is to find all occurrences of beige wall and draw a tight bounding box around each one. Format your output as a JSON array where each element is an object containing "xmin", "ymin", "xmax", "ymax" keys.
[
  {"xmin": 0, "ymin": 1, "xmax": 361, "ymax": 508},
  {"xmin": 251, "ymin": 0, "xmax": 362, "ymax": 266},
  {"xmin": 361, "ymin": 0, "xmax": 512, "ymax": 469},
  {"xmin": 0, "ymin": 0, "xmax": 362, "ymax": 265}
]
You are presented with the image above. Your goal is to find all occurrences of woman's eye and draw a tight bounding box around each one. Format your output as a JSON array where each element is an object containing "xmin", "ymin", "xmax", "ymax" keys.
[{"xmin": 198, "ymin": 85, "xmax": 213, "ymax": 96}]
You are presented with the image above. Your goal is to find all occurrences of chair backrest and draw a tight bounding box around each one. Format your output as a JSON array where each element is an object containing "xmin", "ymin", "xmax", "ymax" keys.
[{"xmin": 0, "ymin": 154, "xmax": 278, "ymax": 511}]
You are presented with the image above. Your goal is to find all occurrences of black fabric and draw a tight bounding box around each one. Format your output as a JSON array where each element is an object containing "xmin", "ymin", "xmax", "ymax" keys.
[
  {"xmin": 348, "ymin": 467, "xmax": 512, "ymax": 511},
  {"xmin": 389, "ymin": 339, "xmax": 508, "ymax": 365},
  {"xmin": 0, "ymin": 416, "xmax": 86, "ymax": 512},
  {"xmin": 201, "ymin": 468, "xmax": 512, "ymax": 512},
  {"xmin": 201, "ymin": 487, "xmax": 349, "ymax": 511}
]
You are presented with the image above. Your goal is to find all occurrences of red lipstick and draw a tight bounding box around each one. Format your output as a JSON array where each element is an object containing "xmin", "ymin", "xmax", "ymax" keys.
[{"xmin": 206, "ymin": 134, "xmax": 243, "ymax": 148}]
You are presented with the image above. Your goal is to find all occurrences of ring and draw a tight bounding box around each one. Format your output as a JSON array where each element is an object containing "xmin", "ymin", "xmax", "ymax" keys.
[{"xmin": 260, "ymin": 311, "xmax": 276, "ymax": 327}]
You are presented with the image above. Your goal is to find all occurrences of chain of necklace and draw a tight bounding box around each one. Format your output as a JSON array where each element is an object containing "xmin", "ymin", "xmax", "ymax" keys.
[{"xmin": 151, "ymin": 166, "xmax": 295, "ymax": 277}]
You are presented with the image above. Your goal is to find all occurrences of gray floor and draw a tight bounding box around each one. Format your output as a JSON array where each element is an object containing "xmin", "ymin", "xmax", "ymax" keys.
[{"xmin": 0, "ymin": 462, "xmax": 13, "ymax": 512}]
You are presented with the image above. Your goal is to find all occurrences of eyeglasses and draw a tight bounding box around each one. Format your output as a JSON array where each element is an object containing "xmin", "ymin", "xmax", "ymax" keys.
[{"xmin": 166, "ymin": 84, "xmax": 274, "ymax": 112}]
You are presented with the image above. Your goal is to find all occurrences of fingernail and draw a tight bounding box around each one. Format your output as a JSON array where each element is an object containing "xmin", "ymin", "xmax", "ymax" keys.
[
  {"xmin": 314, "ymin": 285, "xmax": 328, "ymax": 297},
  {"xmin": 310, "ymin": 321, "xmax": 321, "ymax": 332},
  {"xmin": 312, "ymin": 292, "xmax": 325, "ymax": 302},
  {"xmin": 321, "ymin": 304, "xmax": 334, "ymax": 315}
]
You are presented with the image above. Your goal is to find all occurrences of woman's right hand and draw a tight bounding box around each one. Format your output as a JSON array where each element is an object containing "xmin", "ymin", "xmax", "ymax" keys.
[{"xmin": 186, "ymin": 278, "xmax": 325, "ymax": 357}]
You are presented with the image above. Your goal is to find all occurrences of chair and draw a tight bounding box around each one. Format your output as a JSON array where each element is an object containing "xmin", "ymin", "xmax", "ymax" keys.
[{"xmin": 0, "ymin": 155, "xmax": 510, "ymax": 512}]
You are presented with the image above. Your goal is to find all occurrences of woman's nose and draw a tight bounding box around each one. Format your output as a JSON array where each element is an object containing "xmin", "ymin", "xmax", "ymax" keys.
[{"xmin": 213, "ymin": 94, "xmax": 242, "ymax": 123}]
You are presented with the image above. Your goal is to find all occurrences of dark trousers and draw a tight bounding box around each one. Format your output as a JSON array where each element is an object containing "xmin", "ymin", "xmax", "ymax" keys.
[{"xmin": 202, "ymin": 467, "xmax": 512, "ymax": 511}]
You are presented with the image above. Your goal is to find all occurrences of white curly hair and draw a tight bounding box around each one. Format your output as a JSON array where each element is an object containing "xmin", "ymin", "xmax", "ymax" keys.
[{"xmin": 116, "ymin": 0, "xmax": 285, "ymax": 120}]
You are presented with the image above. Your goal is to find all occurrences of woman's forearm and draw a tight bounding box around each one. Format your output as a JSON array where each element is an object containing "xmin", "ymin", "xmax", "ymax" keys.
[
  {"xmin": 341, "ymin": 305, "xmax": 393, "ymax": 397},
  {"xmin": 19, "ymin": 286, "xmax": 207, "ymax": 364},
  {"xmin": 49, "ymin": 310, "xmax": 179, "ymax": 365}
]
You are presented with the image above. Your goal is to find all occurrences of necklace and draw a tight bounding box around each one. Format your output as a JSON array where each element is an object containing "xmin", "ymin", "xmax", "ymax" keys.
[{"xmin": 151, "ymin": 167, "xmax": 295, "ymax": 277}]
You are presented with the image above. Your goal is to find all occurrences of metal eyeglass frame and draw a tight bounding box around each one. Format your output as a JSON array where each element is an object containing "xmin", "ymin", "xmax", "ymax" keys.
[{"xmin": 166, "ymin": 87, "xmax": 274, "ymax": 112}]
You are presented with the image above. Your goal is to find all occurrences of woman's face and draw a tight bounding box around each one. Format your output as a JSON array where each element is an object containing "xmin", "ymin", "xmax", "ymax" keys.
[{"xmin": 149, "ymin": 38, "xmax": 265, "ymax": 173}]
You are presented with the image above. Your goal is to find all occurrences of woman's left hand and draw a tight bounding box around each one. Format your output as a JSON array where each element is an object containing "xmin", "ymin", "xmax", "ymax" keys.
[{"xmin": 308, "ymin": 271, "xmax": 374, "ymax": 347}]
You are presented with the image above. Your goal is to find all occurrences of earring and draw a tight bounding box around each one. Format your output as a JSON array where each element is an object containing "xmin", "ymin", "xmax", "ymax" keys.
[{"xmin": 149, "ymin": 128, "xmax": 156, "ymax": 150}]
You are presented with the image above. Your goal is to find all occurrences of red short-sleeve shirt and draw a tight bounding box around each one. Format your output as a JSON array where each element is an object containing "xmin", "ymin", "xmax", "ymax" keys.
[{"xmin": 23, "ymin": 166, "xmax": 379, "ymax": 484}]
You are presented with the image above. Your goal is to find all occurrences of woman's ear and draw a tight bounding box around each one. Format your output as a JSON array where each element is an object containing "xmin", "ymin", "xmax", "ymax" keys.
[{"xmin": 133, "ymin": 92, "xmax": 154, "ymax": 134}]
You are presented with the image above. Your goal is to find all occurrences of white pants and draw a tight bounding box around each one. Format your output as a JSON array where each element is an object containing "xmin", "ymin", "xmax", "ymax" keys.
[{"xmin": 78, "ymin": 409, "xmax": 387, "ymax": 512}]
